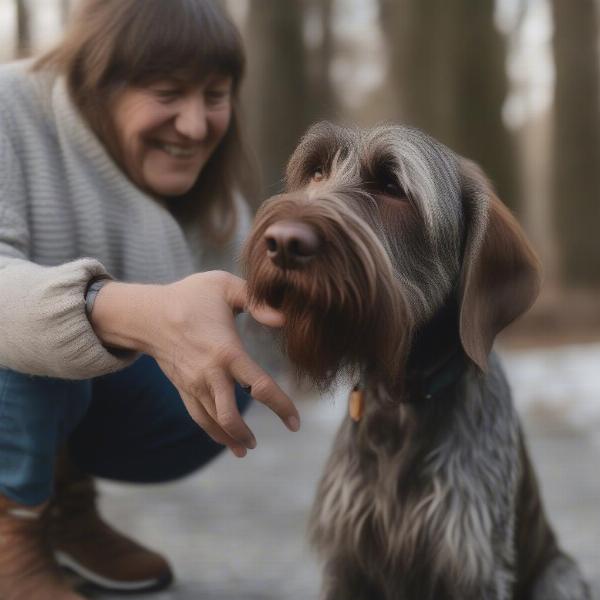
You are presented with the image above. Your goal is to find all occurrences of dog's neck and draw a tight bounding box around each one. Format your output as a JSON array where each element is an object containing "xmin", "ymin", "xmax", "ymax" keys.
[
  {"xmin": 403, "ymin": 295, "xmax": 469, "ymax": 402},
  {"xmin": 351, "ymin": 296, "xmax": 469, "ymax": 417}
]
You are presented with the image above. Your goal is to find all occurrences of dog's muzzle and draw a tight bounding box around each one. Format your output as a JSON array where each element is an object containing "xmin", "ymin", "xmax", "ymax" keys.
[{"xmin": 264, "ymin": 220, "xmax": 321, "ymax": 269}]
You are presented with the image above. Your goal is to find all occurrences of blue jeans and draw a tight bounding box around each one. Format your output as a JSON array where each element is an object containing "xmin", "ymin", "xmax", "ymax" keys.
[{"xmin": 0, "ymin": 355, "xmax": 251, "ymax": 506}]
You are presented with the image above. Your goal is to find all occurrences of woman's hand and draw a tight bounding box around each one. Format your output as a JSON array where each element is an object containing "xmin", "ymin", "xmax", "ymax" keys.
[{"xmin": 90, "ymin": 271, "xmax": 300, "ymax": 458}]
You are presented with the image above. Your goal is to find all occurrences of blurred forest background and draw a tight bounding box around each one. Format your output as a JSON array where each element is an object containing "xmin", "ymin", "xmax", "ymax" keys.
[
  {"xmin": 1, "ymin": 0, "xmax": 599, "ymax": 345},
  {"xmin": 1, "ymin": 4, "xmax": 598, "ymax": 596}
]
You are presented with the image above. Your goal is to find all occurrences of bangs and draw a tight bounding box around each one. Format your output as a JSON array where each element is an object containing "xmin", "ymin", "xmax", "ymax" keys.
[{"xmin": 109, "ymin": 0, "xmax": 244, "ymax": 87}]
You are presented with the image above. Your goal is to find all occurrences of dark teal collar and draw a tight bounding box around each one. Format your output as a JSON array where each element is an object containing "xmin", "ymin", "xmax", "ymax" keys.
[
  {"xmin": 406, "ymin": 346, "xmax": 469, "ymax": 401},
  {"xmin": 404, "ymin": 295, "xmax": 470, "ymax": 401}
]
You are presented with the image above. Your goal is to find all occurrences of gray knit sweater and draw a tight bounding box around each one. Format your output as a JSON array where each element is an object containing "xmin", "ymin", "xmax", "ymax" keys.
[{"xmin": 0, "ymin": 61, "xmax": 244, "ymax": 380}]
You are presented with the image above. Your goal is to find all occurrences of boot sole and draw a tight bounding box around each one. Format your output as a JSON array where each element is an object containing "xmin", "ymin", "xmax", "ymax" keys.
[{"xmin": 56, "ymin": 551, "xmax": 174, "ymax": 595}]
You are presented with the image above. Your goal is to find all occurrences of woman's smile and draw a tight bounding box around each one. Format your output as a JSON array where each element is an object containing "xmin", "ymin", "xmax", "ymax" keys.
[
  {"xmin": 111, "ymin": 74, "xmax": 233, "ymax": 197},
  {"xmin": 154, "ymin": 142, "xmax": 199, "ymax": 159}
]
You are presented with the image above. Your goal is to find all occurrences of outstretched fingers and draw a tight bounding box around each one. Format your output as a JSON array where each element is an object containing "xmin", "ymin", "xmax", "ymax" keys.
[
  {"xmin": 208, "ymin": 371, "xmax": 257, "ymax": 450},
  {"xmin": 158, "ymin": 272, "xmax": 298, "ymax": 455},
  {"xmin": 181, "ymin": 389, "xmax": 248, "ymax": 458},
  {"xmin": 229, "ymin": 353, "xmax": 300, "ymax": 433}
]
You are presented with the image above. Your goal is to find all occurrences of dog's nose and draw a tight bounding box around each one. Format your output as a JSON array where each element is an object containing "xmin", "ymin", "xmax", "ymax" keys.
[{"xmin": 264, "ymin": 220, "xmax": 320, "ymax": 269}]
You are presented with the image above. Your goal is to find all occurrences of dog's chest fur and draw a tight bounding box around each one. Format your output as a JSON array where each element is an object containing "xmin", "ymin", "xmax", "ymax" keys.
[{"xmin": 310, "ymin": 356, "xmax": 521, "ymax": 597}]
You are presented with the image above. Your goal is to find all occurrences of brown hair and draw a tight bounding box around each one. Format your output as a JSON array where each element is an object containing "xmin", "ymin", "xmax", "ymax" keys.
[{"xmin": 35, "ymin": 0, "xmax": 256, "ymax": 242}]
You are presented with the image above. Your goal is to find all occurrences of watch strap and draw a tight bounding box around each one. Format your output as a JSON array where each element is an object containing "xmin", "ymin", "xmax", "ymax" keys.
[{"xmin": 85, "ymin": 277, "xmax": 111, "ymax": 317}]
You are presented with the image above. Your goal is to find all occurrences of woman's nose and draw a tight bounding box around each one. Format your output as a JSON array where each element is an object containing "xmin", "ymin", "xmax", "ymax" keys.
[{"xmin": 175, "ymin": 95, "xmax": 208, "ymax": 141}]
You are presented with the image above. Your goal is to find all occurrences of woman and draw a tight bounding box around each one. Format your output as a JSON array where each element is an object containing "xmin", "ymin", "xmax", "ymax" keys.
[{"xmin": 0, "ymin": 1, "xmax": 299, "ymax": 598}]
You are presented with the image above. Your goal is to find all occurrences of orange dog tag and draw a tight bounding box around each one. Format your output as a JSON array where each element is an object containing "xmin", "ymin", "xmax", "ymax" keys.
[{"xmin": 349, "ymin": 386, "xmax": 364, "ymax": 422}]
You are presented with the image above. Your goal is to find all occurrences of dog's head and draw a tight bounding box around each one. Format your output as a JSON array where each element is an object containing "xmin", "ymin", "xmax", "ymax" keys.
[{"xmin": 243, "ymin": 122, "xmax": 541, "ymax": 392}]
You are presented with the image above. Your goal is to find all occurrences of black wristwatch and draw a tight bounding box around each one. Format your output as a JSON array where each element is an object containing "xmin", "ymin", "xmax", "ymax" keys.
[{"xmin": 84, "ymin": 277, "xmax": 111, "ymax": 317}]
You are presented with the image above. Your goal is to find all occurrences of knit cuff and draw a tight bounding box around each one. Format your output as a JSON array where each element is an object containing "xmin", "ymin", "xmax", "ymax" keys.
[{"xmin": 0, "ymin": 257, "xmax": 139, "ymax": 379}]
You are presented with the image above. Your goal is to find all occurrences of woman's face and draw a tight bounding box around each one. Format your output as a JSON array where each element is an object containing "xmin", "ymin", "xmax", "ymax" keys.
[{"xmin": 111, "ymin": 73, "xmax": 233, "ymax": 197}]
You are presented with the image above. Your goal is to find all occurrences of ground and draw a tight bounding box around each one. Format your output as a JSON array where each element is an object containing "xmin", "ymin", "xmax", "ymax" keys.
[{"xmin": 96, "ymin": 343, "xmax": 600, "ymax": 600}]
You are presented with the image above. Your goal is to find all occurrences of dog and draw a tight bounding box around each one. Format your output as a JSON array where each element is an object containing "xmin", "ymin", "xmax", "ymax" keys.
[{"xmin": 242, "ymin": 122, "xmax": 590, "ymax": 600}]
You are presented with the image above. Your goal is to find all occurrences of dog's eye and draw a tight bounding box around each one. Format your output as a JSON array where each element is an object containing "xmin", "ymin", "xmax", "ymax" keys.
[
  {"xmin": 312, "ymin": 168, "xmax": 325, "ymax": 183},
  {"xmin": 376, "ymin": 176, "xmax": 406, "ymax": 200},
  {"xmin": 384, "ymin": 181, "xmax": 404, "ymax": 196}
]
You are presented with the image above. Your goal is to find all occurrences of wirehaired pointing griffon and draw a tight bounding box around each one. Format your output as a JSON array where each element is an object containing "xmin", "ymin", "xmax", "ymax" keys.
[{"xmin": 242, "ymin": 123, "xmax": 590, "ymax": 600}]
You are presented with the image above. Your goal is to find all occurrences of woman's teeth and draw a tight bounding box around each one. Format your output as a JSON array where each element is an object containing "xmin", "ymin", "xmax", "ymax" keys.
[{"xmin": 159, "ymin": 143, "xmax": 196, "ymax": 158}]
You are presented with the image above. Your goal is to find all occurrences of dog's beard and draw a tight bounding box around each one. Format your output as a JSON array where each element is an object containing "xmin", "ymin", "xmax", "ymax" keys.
[
  {"xmin": 247, "ymin": 264, "xmax": 371, "ymax": 388},
  {"xmin": 243, "ymin": 205, "xmax": 411, "ymax": 391}
]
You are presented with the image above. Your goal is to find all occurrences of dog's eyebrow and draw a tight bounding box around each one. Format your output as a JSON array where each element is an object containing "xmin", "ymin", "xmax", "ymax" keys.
[
  {"xmin": 361, "ymin": 145, "xmax": 401, "ymax": 170},
  {"xmin": 360, "ymin": 152, "xmax": 405, "ymax": 186},
  {"xmin": 294, "ymin": 138, "xmax": 352, "ymax": 184}
]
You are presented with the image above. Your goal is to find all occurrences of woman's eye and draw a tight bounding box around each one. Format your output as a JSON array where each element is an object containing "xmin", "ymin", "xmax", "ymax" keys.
[
  {"xmin": 153, "ymin": 88, "xmax": 180, "ymax": 102},
  {"xmin": 206, "ymin": 89, "xmax": 230, "ymax": 105}
]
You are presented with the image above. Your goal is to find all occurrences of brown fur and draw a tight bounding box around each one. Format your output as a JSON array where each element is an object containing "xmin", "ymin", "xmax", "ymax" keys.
[
  {"xmin": 243, "ymin": 123, "xmax": 589, "ymax": 600},
  {"xmin": 244, "ymin": 187, "xmax": 411, "ymax": 392}
]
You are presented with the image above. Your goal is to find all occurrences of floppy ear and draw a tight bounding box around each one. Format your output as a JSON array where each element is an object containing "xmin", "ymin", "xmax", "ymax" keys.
[{"xmin": 459, "ymin": 159, "xmax": 542, "ymax": 371}]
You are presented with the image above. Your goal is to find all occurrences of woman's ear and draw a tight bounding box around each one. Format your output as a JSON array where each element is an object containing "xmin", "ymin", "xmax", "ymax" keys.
[{"xmin": 458, "ymin": 159, "xmax": 542, "ymax": 371}]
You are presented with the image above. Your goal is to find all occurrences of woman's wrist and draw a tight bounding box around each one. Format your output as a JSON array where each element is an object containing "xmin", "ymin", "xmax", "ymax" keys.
[{"xmin": 89, "ymin": 281, "xmax": 166, "ymax": 353}]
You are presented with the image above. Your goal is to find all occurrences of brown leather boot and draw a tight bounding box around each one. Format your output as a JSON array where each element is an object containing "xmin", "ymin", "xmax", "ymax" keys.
[
  {"xmin": 0, "ymin": 494, "xmax": 85, "ymax": 600},
  {"xmin": 48, "ymin": 451, "xmax": 173, "ymax": 594}
]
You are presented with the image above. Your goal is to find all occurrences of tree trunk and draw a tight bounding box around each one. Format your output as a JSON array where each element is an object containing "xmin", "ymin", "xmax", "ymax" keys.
[
  {"xmin": 307, "ymin": 0, "xmax": 339, "ymax": 122},
  {"xmin": 61, "ymin": 0, "xmax": 72, "ymax": 25},
  {"xmin": 378, "ymin": 0, "xmax": 519, "ymax": 210},
  {"xmin": 244, "ymin": 0, "xmax": 311, "ymax": 198},
  {"xmin": 551, "ymin": 0, "xmax": 600, "ymax": 287},
  {"xmin": 15, "ymin": 0, "xmax": 32, "ymax": 58}
]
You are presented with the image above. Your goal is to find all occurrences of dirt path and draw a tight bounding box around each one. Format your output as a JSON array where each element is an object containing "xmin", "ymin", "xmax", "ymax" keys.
[{"xmin": 97, "ymin": 361, "xmax": 599, "ymax": 599}]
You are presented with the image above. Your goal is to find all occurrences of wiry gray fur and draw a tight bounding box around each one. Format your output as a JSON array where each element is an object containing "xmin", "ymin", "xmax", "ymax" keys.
[
  {"xmin": 260, "ymin": 123, "xmax": 591, "ymax": 600},
  {"xmin": 312, "ymin": 356, "xmax": 522, "ymax": 599},
  {"xmin": 286, "ymin": 123, "xmax": 466, "ymax": 322}
]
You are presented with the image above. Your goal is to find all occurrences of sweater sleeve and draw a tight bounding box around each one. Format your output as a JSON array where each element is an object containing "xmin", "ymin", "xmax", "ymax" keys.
[{"xmin": 0, "ymin": 131, "xmax": 138, "ymax": 379}]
